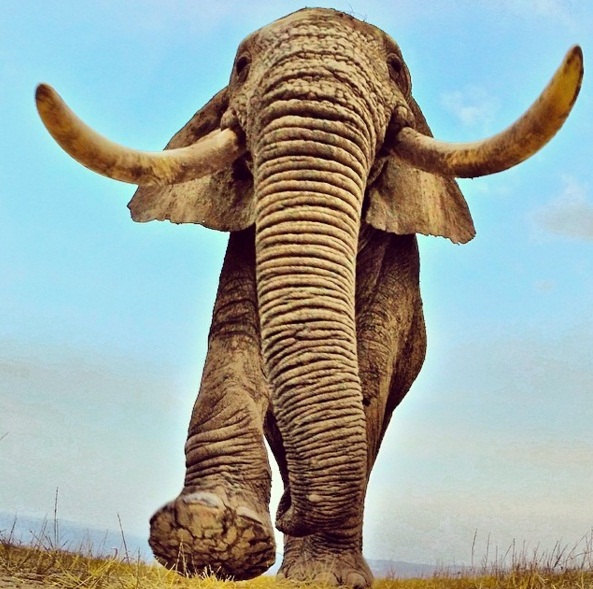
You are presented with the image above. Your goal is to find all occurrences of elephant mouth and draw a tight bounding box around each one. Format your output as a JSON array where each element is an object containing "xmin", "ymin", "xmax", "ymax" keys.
[{"xmin": 35, "ymin": 45, "xmax": 582, "ymax": 186}]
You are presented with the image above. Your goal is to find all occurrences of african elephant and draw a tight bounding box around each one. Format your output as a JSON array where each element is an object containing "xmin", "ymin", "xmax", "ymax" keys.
[{"xmin": 36, "ymin": 7, "xmax": 583, "ymax": 588}]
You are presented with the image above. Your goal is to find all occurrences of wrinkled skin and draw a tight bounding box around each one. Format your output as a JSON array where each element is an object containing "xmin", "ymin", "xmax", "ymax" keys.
[{"xmin": 133, "ymin": 9, "xmax": 477, "ymax": 587}]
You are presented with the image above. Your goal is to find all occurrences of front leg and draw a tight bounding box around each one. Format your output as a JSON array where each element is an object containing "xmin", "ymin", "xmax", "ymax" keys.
[{"xmin": 149, "ymin": 228, "xmax": 276, "ymax": 580}]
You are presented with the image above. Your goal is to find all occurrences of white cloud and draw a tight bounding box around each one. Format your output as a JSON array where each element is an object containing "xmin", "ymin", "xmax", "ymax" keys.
[
  {"xmin": 441, "ymin": 86, "xmax": 500, "ymax": 133},
  {"xmin": 534, "ymin": 279, "xmax": 556, "ymax": 292},
  {"xmin": 533, "ymin": 176, "xmax": 593, "ymax": 240},
  {"xmin": 498, "ymin": 0, "xmax": 577, "ymax": 26}
]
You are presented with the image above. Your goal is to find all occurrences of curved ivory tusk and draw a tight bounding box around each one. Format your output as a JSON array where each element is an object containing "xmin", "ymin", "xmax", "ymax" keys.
[
  {"xmin": 35, "ymin": 83, "xmax": 245, "ymax": 185},
  {"xmin": 393, "ymin": 45, "xmax": 583, "ymax": 178}
]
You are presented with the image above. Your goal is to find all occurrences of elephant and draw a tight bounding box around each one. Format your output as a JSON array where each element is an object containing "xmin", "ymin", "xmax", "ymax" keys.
[{"xmin": 36, "ymin": 8, "xmax": 583, "ymax": 588}]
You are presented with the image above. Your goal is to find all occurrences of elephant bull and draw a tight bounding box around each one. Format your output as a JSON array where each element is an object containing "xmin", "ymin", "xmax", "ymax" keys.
[{"xmin": 36, "ymin": 8, "xmax": 583, "ymax": 588}]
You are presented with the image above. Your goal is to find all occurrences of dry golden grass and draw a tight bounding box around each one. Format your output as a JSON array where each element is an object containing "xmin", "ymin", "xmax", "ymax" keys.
[{"xmin": 1, "ymin": 516, "xmax": 592, "ymax": 589}]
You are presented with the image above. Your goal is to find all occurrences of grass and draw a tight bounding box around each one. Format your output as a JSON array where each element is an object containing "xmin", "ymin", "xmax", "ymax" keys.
[
  {"xmin": 0, "ymin": 521, "xmax": 278, "ymax": 589},
  {"xmin": 1, "ymin": 512, "xmax": 592, "ymax": 589}
]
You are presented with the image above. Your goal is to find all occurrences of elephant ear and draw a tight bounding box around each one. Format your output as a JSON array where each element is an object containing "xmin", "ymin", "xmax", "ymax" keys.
[
  {"xmin": 128, "ymin": 88, "xmax": 255, "ymax": 231},
  {"xmin": 365, "ymin": 97, "xmax": 476, "ymax": 244}
]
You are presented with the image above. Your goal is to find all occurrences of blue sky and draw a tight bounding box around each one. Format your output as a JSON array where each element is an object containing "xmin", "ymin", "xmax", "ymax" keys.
[{"xmin": 1, "ymin": 0, "xmax": 592, "ymax": 567}]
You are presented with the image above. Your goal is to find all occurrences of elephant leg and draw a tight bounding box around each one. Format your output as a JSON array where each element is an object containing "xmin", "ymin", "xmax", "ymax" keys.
[
  {"xmin": 149, "ymin": 228, "xmax": 276, "ymax": 580},
  {"xmin": 273, "ymin": 231, "xmax": 426, "ymax": 589}
]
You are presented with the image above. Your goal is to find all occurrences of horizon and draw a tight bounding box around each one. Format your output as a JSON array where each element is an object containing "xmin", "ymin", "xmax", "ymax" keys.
[{"xmin": 10, "ymin": 509, "xmax": 585, "ymax": 575}]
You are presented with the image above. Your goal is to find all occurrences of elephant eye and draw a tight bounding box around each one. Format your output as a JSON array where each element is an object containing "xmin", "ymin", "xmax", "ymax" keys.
[
  {"xmin": 235, "ymin": 54, "xmax": 251, "ymax": 83},
  {"xmin": 388, "ymin": 54, "xmax": 402, "ymax": 76},
  {"xmin": 387, "ymin": 53, "xmax": 410, "ymax": 94}
]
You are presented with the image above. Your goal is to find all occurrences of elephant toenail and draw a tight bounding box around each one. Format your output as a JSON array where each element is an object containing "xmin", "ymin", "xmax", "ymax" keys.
[{"xmin": 183, "ymin": 491, "xmax": 224, "ymax": 508}]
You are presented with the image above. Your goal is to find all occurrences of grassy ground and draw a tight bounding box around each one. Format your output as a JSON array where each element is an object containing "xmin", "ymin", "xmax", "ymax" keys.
[{"xmin": 1, "ymin": 518, "xmax": 592, "ymax": 589}]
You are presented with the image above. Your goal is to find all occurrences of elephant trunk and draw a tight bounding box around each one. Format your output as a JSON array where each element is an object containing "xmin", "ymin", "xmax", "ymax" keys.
[{"xmin": 253, "ymin": 107, "xmax": 373, "ymax": 536}]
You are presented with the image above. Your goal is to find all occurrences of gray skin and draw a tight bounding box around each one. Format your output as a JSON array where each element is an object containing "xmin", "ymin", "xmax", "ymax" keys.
[{"xmin": 130, "ymin": 8, "xmax": 475, "ymax": 588}]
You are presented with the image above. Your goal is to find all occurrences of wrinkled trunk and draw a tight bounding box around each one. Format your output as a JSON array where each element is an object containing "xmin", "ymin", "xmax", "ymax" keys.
[{"xmin": 253, "ymin": 102, "xmax": 373, "ymax": 535}]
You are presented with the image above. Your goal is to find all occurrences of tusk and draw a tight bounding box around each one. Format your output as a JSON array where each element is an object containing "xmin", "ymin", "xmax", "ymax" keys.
[
  {"xmin": 35, "ymin": 83, "xmax": 245, "ymax": 185},
  {"xmin": 392, "ymin": 45, "xmax": 583, "ymax": 178}
]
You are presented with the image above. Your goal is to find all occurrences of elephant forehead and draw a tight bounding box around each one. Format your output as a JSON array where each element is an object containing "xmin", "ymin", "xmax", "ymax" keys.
[{"xmin": 248, "ymin": 8, "xmax": 392, "ymax": 57}]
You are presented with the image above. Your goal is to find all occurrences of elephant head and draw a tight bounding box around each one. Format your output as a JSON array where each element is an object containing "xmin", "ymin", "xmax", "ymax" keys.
[{"xmin": 37, "ymin": 7, "xmax": 582, "ymax": 543}]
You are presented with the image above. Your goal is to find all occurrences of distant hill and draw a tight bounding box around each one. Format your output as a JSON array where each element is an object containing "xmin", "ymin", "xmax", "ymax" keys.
[
  {"xmin": 366, "ymin": 558, "xmax": 440, "ymax": 578},
  {"xmin": 267, "ymin": 557, "xmax": 440, "ymax": 579},
  {"xmin": 0, "ymin": 511, "xmax": 152, "ymax": 560},
  {"xmin": 0, "ymin": 512, "xmax": 443, "ymax": 578}
]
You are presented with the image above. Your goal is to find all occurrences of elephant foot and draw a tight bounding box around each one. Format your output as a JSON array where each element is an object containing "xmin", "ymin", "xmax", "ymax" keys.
[
  {"xmin": 278, "ymin": 533, "xmax": 373, "ymax": 589},
  {"xmin": 149, "ymin": 485, "xmax": 276, "ymax": 580}
]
